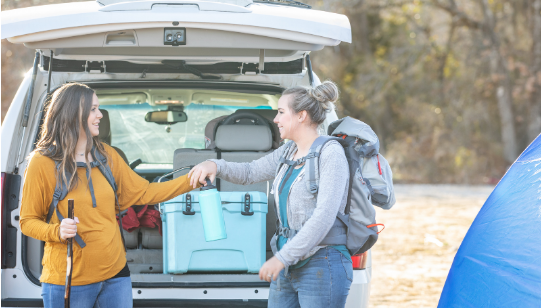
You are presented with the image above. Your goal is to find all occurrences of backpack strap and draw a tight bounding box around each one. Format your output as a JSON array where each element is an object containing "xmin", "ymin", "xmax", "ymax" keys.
[
  {"xmin": 45, "ymin": 147, "xmax": 127, "ymax": 250},
  {"xmin": 276, "ymin": 216, "xmax": 347, "ymax": 246},
  {"xmin": 274, "ymin": 141, "xmax": 296, "ymax": 179},
  {"xmin": 318, "ymin": 214, "xmax": 348, "ymax": 245},
  {"xmin": 277, "ymin": 157, "xmax": 305, "ymax": 195},
  {"xmin": 269, "ymin": 140, "xmax": 298, "ymax": 256},
  {"xmin": 46, "ymin": 162, "xmax": 87, "ymax": 248},
  {"xmin": 306, "ymin": 136, "xmax": 342, "ymax": 194},
  {"xmin": 270, "ymin": 137, "xmax": 349, "ymax": 255},
  {"xmin": 92, "ymin": 148, "xmax": 117, "ymax": 192},
  {"xmin": 92, "ymin": 148, "xmax": 127, "ymax": 251}
]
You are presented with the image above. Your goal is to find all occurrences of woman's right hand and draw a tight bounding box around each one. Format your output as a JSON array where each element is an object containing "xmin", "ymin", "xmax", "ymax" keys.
[
  {"xmin": 188, "ymin": 161, "xmax": 218, "ymax": 188},
  {"xmin": 60, "ymin": 217, "xmax": 79, "ymax": 241}
]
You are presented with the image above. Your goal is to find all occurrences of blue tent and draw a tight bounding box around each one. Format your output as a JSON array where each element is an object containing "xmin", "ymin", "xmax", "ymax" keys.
[{"xmin": 438, "ymin": 135, "xmax": 541, "ymax": 308}]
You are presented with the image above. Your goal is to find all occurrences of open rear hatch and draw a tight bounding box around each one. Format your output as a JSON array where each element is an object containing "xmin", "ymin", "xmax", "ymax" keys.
[
  {"xmin": 3, "ymin": 0, "xmax": 352, "ymax": 290},
  {"xmin": 1, "ymin": 0, "xmax": 351, "ymax": 64}
]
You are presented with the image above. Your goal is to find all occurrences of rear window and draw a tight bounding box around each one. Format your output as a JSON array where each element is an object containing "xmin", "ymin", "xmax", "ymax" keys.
[{"xmin": 97, "ymin": 89, "xmax": 279, "ymax": 165}]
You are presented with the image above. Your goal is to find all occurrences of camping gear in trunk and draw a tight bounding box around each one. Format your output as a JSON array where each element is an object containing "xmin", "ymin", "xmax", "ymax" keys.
[{"xmin": 162, "ymin": 191, "xmax": 267, "ymax": 274}]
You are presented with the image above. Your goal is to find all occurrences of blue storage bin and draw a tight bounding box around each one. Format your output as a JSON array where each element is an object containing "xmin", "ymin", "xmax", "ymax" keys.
[{"xmin": 162, "ymin": 191, "xmax": 268, "ymax": 274}]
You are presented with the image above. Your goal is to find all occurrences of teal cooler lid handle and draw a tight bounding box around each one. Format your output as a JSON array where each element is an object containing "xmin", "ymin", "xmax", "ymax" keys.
[
  {"xmin": 241, "ymin": 193, "xmax": 254, "ymax": 216},
  {"xmin": 183, "ymin": 193, "xmax": 195, "ymax": 215}
]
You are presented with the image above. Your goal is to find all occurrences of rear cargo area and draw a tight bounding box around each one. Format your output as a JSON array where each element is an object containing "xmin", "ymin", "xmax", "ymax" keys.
[{"xmin": 22, "ymin": 76, "xmax": 284, "ymax": 287}]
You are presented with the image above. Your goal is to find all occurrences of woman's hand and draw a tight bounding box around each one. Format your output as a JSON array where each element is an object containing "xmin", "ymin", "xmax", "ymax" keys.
[
  {"xmin": 188, "ymin": 161, "xmax": 218, "ymax": 188},
  {"xmin": 60, "ymin": 217, "xmax": 79, "ymax": 241},
  {"xmin": 259, "ymin": 256, "xmax": 285, "ymax": 282}
]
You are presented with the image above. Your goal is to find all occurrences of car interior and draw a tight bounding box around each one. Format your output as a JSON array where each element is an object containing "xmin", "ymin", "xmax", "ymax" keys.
[{"xmin": 98, "ymin": 87, "xmax": 281, "ymax": 275}]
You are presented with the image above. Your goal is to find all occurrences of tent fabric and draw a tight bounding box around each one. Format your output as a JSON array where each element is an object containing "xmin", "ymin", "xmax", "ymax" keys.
[{"xmin": 438, "ymin": 134, "xmax": 541, "ymax": 307}]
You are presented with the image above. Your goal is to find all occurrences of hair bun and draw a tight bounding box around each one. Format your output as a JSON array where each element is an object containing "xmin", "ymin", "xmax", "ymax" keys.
[
  {"xmin": 281, "ymin": 79, "xmax": 339, "ymax": 125},
  {"xmin": 311, "ymin": 81, "xmax": 339, "ymax": 105}
]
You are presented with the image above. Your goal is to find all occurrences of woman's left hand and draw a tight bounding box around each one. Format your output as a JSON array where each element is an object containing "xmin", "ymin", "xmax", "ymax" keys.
[{"xmin": 259, "ymin": 256, "xmax": 285, "ymax": 282}]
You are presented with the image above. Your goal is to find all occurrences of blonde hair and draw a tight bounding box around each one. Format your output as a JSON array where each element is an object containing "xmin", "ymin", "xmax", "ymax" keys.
[{"xmin": 282, "ymin": 80, "xmax": 339, "ymax": 125}]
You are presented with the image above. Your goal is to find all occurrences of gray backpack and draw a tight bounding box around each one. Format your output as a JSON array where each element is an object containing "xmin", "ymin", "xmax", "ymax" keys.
[{"xmin": 276, "ymin": 117, "xmax": 395, "ymax": 255}]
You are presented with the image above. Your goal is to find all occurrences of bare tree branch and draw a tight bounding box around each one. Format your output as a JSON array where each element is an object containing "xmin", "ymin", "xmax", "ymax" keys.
[
  {"xmin": 438, "ymin": 22, "xmax": 456, "ymax": 95},
  {"xmin": 429, "ymin": 0, "xmax": 483, "ymax": 30},
  {"xmin": 528, "ymin": 0, "xmax": 541, "ymax": 140}
]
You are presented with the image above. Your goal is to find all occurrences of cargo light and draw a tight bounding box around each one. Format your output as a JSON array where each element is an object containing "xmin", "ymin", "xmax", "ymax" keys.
[
  {"xmin": 164, "ymin": 28, "xmax": 186, "ymax": 46},
  {"xmin": 351, "ymin": 251, "xmax": 368, "ymax": 270}
]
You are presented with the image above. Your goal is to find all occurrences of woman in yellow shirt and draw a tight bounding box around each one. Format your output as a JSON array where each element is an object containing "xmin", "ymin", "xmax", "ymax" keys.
[{"xmin": 20, "ymin": 83, "xmax": 196, "ymax": 308}]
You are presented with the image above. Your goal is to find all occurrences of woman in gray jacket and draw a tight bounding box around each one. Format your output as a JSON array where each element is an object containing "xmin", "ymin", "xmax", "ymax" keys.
[{"xmin": 189, "ymin": 81, "xmax": 352, "ymax": 308}]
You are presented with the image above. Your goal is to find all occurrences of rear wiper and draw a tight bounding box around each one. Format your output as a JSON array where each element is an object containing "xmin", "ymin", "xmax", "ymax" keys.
[
  {"xmin": 162, "ymin": 60, "xmax": 222, "ymax": 80},
  {"xmin": 253, "ymin": 0, "xmax": 311, "ymax": 9}
]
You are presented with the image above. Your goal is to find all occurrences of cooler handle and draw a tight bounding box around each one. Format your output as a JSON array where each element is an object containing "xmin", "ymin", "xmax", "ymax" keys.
[
  {"xmin": 157, "ymin": 166, "xmax": 194, "ymax": 214},
  {"xmin": 241, "ymin": 193, "xmax": 254, "ymax": 216}
]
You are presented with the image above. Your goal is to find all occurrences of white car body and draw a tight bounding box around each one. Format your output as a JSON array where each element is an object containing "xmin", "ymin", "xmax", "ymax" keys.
[{"xmin": 1, "ymin": 1, "xmax": 372, "ymax": 307}]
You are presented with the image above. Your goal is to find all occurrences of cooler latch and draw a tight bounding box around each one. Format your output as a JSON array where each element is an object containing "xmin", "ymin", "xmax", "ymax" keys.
[
  {"xmin": 183, "ymin": 194, "xmax": 195, "ymax": 215},
  {"xmin": 241, "ymin": 193, "xmax": 254, "ymax": 216}
]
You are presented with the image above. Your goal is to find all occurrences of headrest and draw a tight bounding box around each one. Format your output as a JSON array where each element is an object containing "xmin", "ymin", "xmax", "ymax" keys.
[
  {"xmin": 205, "ymin": 109, "xmax": 280, "ymax": 149},
  {"xmin": 204, "ymin": 115, "xmax": 229, "ymax": 149},
  {"xmin": 215, "ymin": 125, "xmax": 272, "ymax": 151},
  {"xmin": 98, "ymin": 109, "xmax": 111, "ymax": 145},
  {"xmin": 234, "ymin": 109, "xmax": 280, "ymax": 148}
]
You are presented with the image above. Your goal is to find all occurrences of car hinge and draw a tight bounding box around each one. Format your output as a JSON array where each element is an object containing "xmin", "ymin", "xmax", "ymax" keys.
[
  {"xmin": 239, "ymin": 62, "xmax": 244, "ymax": 75},
  {"xmin": 47, "ymin": 51, "xmax": 53, "ymax": 94},
  {"xmin": 14, "ymin": 51, "xmax": 40, "ymax": 174},
  {"xmin": 305, "ymin": 54, "xmax": 314, "ymax": 88},
  {"xmin": 84, "ymin": 61, "xmax": 107, "ymax": 73},
  {"xmin": 259, "ymin": 49, "xmax": 265, "ymax": 73}
]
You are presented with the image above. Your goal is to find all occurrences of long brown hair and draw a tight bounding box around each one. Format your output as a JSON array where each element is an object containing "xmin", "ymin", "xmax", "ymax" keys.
[{"xmin": 34, "ymin": 83, "xmax": 108, "ymax": 191}]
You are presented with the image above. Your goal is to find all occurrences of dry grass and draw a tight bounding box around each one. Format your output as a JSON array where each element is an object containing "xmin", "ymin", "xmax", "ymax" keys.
[{"xmin": 368, "ymin": 185, "xmax": 493, "ymax": 308}]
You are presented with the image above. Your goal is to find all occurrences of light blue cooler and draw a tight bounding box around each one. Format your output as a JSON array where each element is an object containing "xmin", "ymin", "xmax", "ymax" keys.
[{"xmin": 162, "ymin": 191, "xmax": 267, "ymax": 274}]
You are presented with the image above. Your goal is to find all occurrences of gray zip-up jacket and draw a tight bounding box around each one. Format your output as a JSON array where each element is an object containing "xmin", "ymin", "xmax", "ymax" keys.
[{"xmin": 210, "ymin": 140, "xmax": 349, "ymax": 267}]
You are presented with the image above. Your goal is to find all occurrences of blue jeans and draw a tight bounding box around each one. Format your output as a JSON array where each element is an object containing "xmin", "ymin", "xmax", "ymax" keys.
[
  {"xmin": 42, "ymin": 276, "xmax": 132, "ymax": 308},
  {"xmin": 268, "ymin": 247, "xmax": 353, "ymax": 308}
]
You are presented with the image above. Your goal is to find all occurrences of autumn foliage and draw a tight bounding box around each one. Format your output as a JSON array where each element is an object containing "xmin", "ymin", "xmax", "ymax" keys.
[{"xmin": 2, "ymin": 0, "xmax": 540, "ymax": 184}]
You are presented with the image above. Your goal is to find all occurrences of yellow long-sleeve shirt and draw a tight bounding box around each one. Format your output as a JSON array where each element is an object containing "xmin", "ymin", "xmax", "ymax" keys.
[{"xmin": 20, "ymin": 143, "xmax": 196, "ymax": 286}]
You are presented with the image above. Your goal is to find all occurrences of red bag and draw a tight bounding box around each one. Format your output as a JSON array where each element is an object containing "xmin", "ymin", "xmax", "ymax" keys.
[{"xmin": 117, "ymin": 205, "xmax": 162, "ymax": 235}]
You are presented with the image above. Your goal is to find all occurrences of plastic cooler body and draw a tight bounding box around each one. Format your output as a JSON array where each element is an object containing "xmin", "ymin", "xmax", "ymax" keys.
[{"xmin": 162, "ymin": 191, "xmax": 268, "ymax": 274}]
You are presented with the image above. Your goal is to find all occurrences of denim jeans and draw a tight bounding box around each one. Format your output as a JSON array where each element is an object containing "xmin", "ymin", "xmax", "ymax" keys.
[
  {"xmin": 42, "ymin": 276, "xmax": 132, "ymax": 308},
  {"xmin": 268, "ymin": 247, "xmax": 353, "ymax": 308}
]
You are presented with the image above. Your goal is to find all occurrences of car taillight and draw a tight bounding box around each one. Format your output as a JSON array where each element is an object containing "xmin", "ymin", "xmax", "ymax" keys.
[
  {"xmin": 1, "ymin": 173, "xmax": 5, "ymax": 205},
  {"xmin": 1, "ymin": 172, "xmax": 19, "ymax": 269},
  {"xmin": 1, "ymin": 172, "xmax": 5, "ymax": 222},
  {"xmin": 1, "ymin": 172, "xmax": 6, "ymax": 267},
  {"xmin": 352, "ymin": 251, "xmax": 368, "ymax": 270}
]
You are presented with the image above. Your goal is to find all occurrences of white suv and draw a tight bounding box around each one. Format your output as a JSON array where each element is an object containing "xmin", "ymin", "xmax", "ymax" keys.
[{"xmin": 1, "ymin": 1, "xmax": 372, "ymax": 307}]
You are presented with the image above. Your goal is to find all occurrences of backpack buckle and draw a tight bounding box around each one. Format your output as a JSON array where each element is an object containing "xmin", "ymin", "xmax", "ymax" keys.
[{"xmin": 53, "ymin": 189, "xmax": 62, "ymax": 199}]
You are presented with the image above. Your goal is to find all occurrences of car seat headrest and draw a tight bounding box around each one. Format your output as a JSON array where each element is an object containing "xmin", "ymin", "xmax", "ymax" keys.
[
  {"xmin": 215, "ymin": 125, "xmax": 272, "ymax": 151},
  {"xmin": 98, "ymin": 109, "xmax": 111, "ymax": 145},
  {"xmin": 205, "ymin": 110, "xmax": 280, "ymax": 150}
]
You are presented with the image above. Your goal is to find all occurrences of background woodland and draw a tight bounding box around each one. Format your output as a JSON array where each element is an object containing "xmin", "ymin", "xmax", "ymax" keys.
[{"xmin": 2, "ymin": 0, "xmax": 541, "ymax": 184}]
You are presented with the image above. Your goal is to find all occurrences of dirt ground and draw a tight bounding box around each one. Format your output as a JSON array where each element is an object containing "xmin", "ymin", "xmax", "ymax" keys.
[{"xmin": 368, "ymin": 184, "xmax": 494, "ymax": 308}]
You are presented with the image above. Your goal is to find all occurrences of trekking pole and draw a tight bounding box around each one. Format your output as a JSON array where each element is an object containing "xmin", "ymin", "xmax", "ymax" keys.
[{"xmin": 64, "ymin": 199, "xmax": 74, "ymax": 308}]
